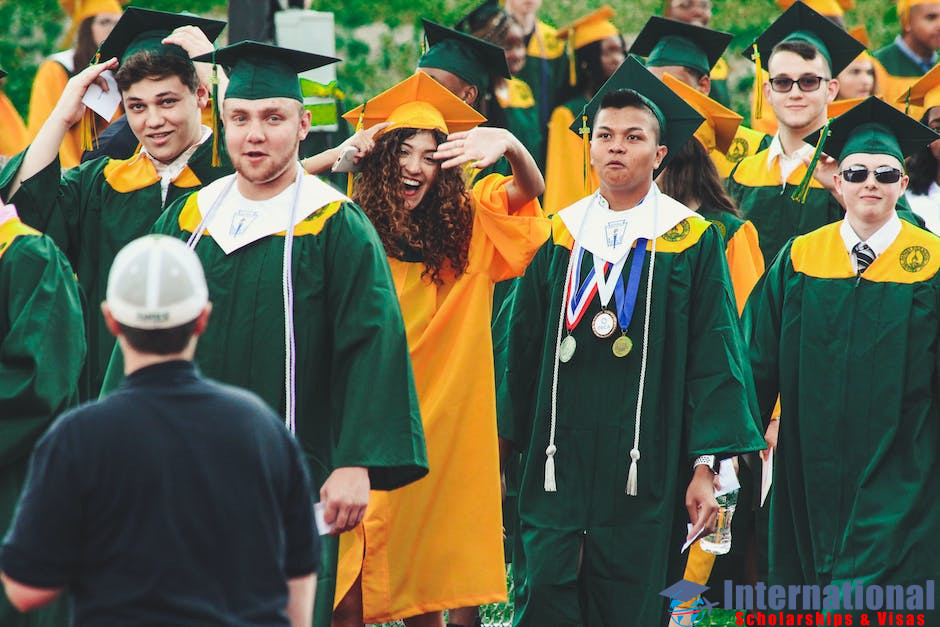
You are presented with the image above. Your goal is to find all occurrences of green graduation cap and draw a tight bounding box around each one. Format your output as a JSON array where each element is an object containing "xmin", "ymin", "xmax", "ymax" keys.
[
  {"xmin": 568, "ymin": 54, "xmax": 704, "ymax": 177},
  {"xmin": 96, "ymin": 7, "xmax": 226, "ymax": 64},
  {"xmin": 743, "ymin": 1, "xmax": 863, "ymax": 77},
  {"xmin": 191, "ymin": 41, "xmax": 339, "ymax": 102},
  {"xmin": 455, "ymin": 0, "xmax": 501, "ymax": 34},
  {"xmin": 418, "ymin": 19, "xmax": 511, "ymax": 92},
  {"xmin": 0, "ymin": 68, "xmax": 5, "ymax": 80},
  {"xmin": 803, "ymin": 96, "xmax": 939, "ymax": 164},
  {"xmin": 630, "ymin": 17, "xmax": 732, "ymax": 77}
]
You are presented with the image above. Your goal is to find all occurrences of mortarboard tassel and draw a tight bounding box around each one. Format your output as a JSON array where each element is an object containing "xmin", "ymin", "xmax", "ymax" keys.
[
  {"xmin": 753, "ymin": 44, "xmax": 764, "ymax": 121},
  {"xmin": 209, "ymin": 59, "xmax": 222, "ymax": 167},
  {"xmin": 80, "ymin": 50, "xmax": 101, "ymax": 151},
  {"xmin": 544, "ymin": 444, "xmax": 557, "ymax": 492},
  {"xmin": 347, "ymin": 102, "xmax": 366, "ymax": 197},
  {"xmin": 904, "ymin": 87, "xmax": 912, "ymax": 116},
  {"xmin": 791, "ymin": 118, "xmax": 831, "ymax": 204},
  {"xmin": 580, "ymin": 111, "xmax": 591, "ymax": 196}
]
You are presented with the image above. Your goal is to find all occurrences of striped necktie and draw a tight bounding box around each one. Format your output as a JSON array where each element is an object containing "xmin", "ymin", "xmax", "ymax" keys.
[{"xmin": 854, "ymin": 242, "xmax": 875, "ymax": 274}]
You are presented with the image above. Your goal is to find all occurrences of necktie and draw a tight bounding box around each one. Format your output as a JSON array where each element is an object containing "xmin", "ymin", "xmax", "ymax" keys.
[{"xmin": 854, "ymin": 242, "xmax": 875, "ymax": 274}]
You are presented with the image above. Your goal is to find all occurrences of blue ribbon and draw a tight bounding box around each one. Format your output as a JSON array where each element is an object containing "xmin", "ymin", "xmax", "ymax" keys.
[{"xmin": 613, "ymin": 239, "xmax": 648, "ymax": 331}]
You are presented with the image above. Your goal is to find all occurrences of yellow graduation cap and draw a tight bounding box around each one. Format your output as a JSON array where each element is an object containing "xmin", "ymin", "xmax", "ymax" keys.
[
  {"xmin": 848, "ymin": 25, "xmax": 869, "ymax": 48},
  {"xmin": 343, "ymin": 72, "xmax": 486, "ymax": 136},
  {"xmin": 775, "ymin": 0, "xmax": 855, "ymax": 17},
  {"xmin": 660, "ymin": 72, "xmax": 742, "ymax": 154},
  {"xmin": 827, "ymin": 96, "xmax": 865, "ymax": 118},
  {"xmin": 60, "ymin": 0, "xmax": 125, "ymax": 48},
  {"xmin": 899, "ymin": 62, "xmax": 940, "ymax": 111},
  {"xmin": 897, "ymin": 0, "xmax": 937, "ymax": 27},
  {"xmin": 557, "ymin": 6, "xmax": 619, "ymax": 51}
]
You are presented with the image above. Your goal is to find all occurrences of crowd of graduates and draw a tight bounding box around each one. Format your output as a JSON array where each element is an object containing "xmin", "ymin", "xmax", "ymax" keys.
[{"xmin": 2, "ymin": 0, "xmax": 940, "ymax": 625}]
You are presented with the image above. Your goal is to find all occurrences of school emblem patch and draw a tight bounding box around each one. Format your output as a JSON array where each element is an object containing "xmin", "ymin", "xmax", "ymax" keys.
[
  {"xmin": 663, "ymin": 219, "xmax": 691, "ymax": 242},
  {"xmin": 900, "ymin": 246, "xmax": 930, "ymax": 272},
  {"xmin": 708, "ymin": 219, "xmax": 727, "ymax": 239},
  {"xmin": 725, "ymin": 137, "xmax": 749, "ymax": 164}
]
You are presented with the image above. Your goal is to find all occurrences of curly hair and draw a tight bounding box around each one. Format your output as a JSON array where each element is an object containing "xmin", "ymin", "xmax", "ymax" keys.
[{"xmin": 353, "ymin": 128, "xmax": 473, "ymax": 285}]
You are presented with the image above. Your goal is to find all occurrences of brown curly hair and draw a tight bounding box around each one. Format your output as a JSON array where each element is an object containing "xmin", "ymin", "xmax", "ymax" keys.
[{"xmin": 353, "ymin": 128, "xmax": 473, "ymax": 285}]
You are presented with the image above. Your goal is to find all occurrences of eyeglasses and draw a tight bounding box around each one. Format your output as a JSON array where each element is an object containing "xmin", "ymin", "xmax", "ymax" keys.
[
  {"xmin": 840, "ymin": 165, "xmax": 903, "ymax": 184},
  {"xmin": 768, "ymin": 75, "xmax": 829, "ymax": 92}
]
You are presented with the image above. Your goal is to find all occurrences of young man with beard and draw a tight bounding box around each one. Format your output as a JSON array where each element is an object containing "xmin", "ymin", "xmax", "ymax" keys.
[
  {"xmin": 749, "ymin": 99, "xmax": 940, "ymax": 626},
  {"xmin": 502, "ymin": 56, "xmax": 765, "ymax": 625},
  {"xmin": 100, "ymin": 42, "xmax": 430, "ymax": 627},
  {"xmin": 875, "ymin": 0, "xmax": 940, "ymax": 117},
  {"xmin": 0, "ymin": 8, "xmax": 229, "ymax": 400}
]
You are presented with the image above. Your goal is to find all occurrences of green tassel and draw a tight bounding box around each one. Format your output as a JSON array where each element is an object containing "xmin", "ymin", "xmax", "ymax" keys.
[{"xmin": 791, "ymin": 119, "xmax": 831, "ymax": 204}]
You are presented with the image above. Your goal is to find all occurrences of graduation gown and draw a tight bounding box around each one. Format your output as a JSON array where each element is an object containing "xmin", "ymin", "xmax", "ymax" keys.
[
  {"xmin": 497, "ymin": 78, "xmax": 544, "ymax": 173},
  {"xmin": 505, "ymin": 190, "xmax": 765, "ymax": 625},
  {"xmin": 726, "ymin": 148, "xmax": 844, "ymax": 267},
  {"xmin": 0, "ymin": 92, "xmax": 28, "ymax": 159},
  {"xmin": 711, "ymin": 126, "xmax": 772, "ymax": 180},
  {"xmin": 871, "ymin": 44, "xmax": 929, "ymax": 121},
  {"xmin": 709, "ymin": 57, "xmax": 732, "ymax": 108},
  {"xmin": 0, "ymin": 215, "xmax": 84, "ymax": 627},
  {"xmin": 100, "ymin": 171, "xmax": 429, "ymax": 625},
  {"xmin": 699, "ymin": 208, "xmax": 765, "ymax": 314},
  {"xmin": 750, "ymin": 221, "xmax": 940, "ymax": 607},
  {"xmin": 516, "ymin": 20, "xmax": 569, "ymax": 129},
  {"xmin": 334, "ymin": 174, "xmax": 550, "ymax": 622},
  {"xmin": 0, "ymin": 139, "xmax": 232, "ymax": 399},
  {"xmin": 543, "ymin": 97, "xmax": 598, "ymax": 215}
]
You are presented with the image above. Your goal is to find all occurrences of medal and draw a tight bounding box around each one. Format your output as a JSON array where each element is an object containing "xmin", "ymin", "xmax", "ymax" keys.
[
  {"xmin": 591, "ymin": 309, "xmax": 617, "ymax": 338},
  {"xmin": 612, "ymin": 335, "xmax": 633, "ymax": 358},
  {"xmin": 559, "ymin": 335, "xmax": 577, "ymax": 362}
]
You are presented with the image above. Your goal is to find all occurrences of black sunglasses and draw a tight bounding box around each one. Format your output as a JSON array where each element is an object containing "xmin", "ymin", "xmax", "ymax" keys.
[
  {"xmin": 768, "ymin": 75, "xmax": 828, "ymax": 92},
  {"xmin": 840, "ymin": 165, "xmax": 903, "ymax": 184}
]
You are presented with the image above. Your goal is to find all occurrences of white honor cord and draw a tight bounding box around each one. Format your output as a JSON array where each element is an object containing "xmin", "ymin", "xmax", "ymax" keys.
[
  {"xmin": 186, "ymin": 176, "xmax": 237, "ymax": 249},
  {"xmin": 626, "ymin": 187, "xmax": 659, "ymax": 496},
  {"xmin": 282, "ymin": 164, "xmax": 305, "ymax": 434}
]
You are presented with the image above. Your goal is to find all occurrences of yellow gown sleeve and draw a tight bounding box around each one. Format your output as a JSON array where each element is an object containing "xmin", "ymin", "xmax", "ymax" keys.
[
  {"xmin": 0, "ymin": 92, "xmax": 29, "ymax": 157},
  {"xmin": 725, "ymin": 219, "xmax": 764, "ymax": 316},
  {"xmin": 27, "ymin": 60, "xmax": 82, "ymax": 169},
  {"xmin": 469, "ymin": 173, "xmax": 551, "ymax": 282},
  {"xmin": 543, "ymin": 105, "xmax": 598, "ymax": 215}
]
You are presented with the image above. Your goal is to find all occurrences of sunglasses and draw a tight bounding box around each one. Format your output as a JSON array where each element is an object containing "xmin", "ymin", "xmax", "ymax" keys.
[
  {"xmin": 768, "ymin": 75, "xmax": 828, "ymax": 92},
  {"xmin": 840, "ymin": 165, "xmax": 903, "ymax": 184}
]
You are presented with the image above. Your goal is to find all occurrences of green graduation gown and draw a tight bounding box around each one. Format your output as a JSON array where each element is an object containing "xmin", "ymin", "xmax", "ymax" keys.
[
  {"xmin": 0, "ymin": 139, "xmax": 232, "ymax": 400},
  {"xmin": 750, "ymin": 221, "xmax": 940, "ymax": 610},
  {"xmin": 0, "ymin": 215, "xmax": 84, "ymax": 626},
  {"xmin": 100, "ymin": 172, "xmax": 428, "ymax": 625},
  {"xmin": 505, "ymin": 193, "xmax": 765, "ymax": 625},
  {"xmin": 517, "ymin": 19, "xmax": 570, "ymax": 130},
  {"xmin": 726, "ymin": 147, "xmax": 843, "ymax": 268}
]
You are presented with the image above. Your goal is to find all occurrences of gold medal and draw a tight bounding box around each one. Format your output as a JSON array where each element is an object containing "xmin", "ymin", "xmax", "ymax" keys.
[
  {"xmin": 612, "ymin": 335, "xmax": 633, "ymax": 358},
  {"xmin": 591, "ymin": 310, "xmax": 617, "ymax": 338},
  {"xmin": 559, "ymin": 335, "xmax": 576, "ymax": 363}
]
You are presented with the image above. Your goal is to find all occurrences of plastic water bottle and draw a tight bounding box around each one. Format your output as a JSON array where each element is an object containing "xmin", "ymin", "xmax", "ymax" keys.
[{"xmin": 699, "ymin": 488, "xmax": 738, "ymax": 555}]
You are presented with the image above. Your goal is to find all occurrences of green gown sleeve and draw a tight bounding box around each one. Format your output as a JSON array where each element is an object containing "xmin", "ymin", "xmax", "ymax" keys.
[{"xmin": 0, "ymin": 235, "xmax": 84, "ymax": 466}]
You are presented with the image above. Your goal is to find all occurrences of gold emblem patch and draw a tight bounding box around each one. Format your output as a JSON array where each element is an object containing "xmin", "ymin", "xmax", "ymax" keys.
[
  {"xmin": 663, "ymin": 219, "xmax": 691, "ymax": 242},
  {"xmin": 900, "ymin": 246, "xmax": 930, "ymax": 272},
  {"xmin": 708, "ymin": 219, "xmax": 727, "ymax": 239},
  {"xmin": 725, "ymin": 137, "xmax": 749, "ymax": 164}
]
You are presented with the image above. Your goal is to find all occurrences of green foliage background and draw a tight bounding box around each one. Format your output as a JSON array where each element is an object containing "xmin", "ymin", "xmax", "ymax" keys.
[{"xmin": 0, "ymin": 0, "xmax": 900, "ymax": 124}]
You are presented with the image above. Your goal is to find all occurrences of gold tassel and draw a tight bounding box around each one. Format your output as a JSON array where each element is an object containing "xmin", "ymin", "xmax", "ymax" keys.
[
  {"xmin": 753, "ymin": 44, "xmax": 764, "ymax": 121},
  {"xmin": 905, "ymin": 88, "xmax": 912, "ymax": 116},
  {"xmin": 568, "ymin": 40, "xmax": 576, "ymax": 87},
  {"xmin": 209, "ymin": 62, "xmax": 221, "ymax": 168},
  {"xmin": 791, "ymin": 118, "xmax": 831, "ymax": 204},
  {"xmin": 80, "ymin": 109, "xmax": 98, "ymax": 151},
  {"xmin": 347, "ymin": 102, "xmax": 366, "ymax": 197},
  {"xmin": 579, "ymin": 112, "xmax": 591, "ymax": 196}
]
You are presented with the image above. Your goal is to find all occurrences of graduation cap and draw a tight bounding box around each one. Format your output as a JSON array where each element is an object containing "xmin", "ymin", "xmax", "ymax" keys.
[
  {"xmin": 743, "ymin": 2, "xmax": 864, "ymax": 119},
  {"xmin": 343, "ymin": 72, "xmax": 485, "ymax": 136},
  {"xmin": 96, "ymin": 7, "xmax": 226, "ymax": 65},
  {"xmin": 567, "ymin": 55, "xmax": 704, "ymax": 177},
  {"xmin": 455, "ymin": 0, "xmax": 502, "ymax": 34},
  {"xmin": 898, "ymin": 62, "xmax": 940, "ymax": 112},
  {"xmin": 804, "ymin": 96, "xmax": 939, "ymax": 165},
  {"xmin": 192, "ymin": 41, "xmax": 339, "ymax": 103},
  {"xmin": 659, "ymin": 580, "xmax": 710, "ymax": 603},
  {"xmin": 775, "ymin": 0, "xmax": 855, "ymax": 18},
  {"xmin": 848, "ymin": 25, "xmax": 870, "ymax": 48},
  {"xmin": 630, "ymin": 17, "xmax": 732, "ymax": 77},
  {"xmin": 557, "ymin": 6, "xmax": 621, "ymax": 87},
  {"xmin": 417, "ymin": 19, "xmax": 511, "ymax": 93},
  {"xmin": 897, "ymin": 0, "xmax": 937, "ymax": 27},
  {"xmin": 661, "ymin": 72, "xmax": 742, "ymax": 153},
  {"xmin": 827, "ymin": 96, "xmax": 865, "ymax": 118},
  {"xmin": 59, "ymin": 0, "xmax": 126, "ymax": 48}
]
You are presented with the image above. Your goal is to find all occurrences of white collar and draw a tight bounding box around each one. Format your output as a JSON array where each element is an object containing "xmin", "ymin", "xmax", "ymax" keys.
[
  {"xmin": 139, "ymin": 125, "xmax": 211, "ymax": 202},
  {"xmin": 766, "ymin": 133, "xmax": 814, "ymax": 171},
  {"xmin": 839, "ymin": 212, "xmax": 902, "ymax": 258},
  {"xmin": 196, "ymin": 169, "xmax": 349, "ymax": 255},
  {"xmin": 557, "ymin": 183, "xmax": 696, "ymax": 264}
]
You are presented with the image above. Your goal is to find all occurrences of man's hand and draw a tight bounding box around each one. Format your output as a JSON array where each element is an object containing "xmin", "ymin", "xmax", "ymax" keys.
[
  {"xmin": 801, "ymin": 152, "xmax": 844, "ymax": 206},
  {"xmin": 319, "ymin": 466, "xmax": 370, "ymax": 535},
  {"xmin": 52, "ymin": 58, "xmax": 118, "ymax": 128},
  {"xmin": 163, "ymin": 26, "xmax": 220, "ymax": 92},
  {"xmin": 761, "ymin": 419, "xmax": 779, "ymax": 462},
  {"xmin": 434, "ymin": 127, "xmax": 512, "ymax": 170},
  {"xmin": 686, "ymin": 466, "xmax": 719, "ymax": 538}
]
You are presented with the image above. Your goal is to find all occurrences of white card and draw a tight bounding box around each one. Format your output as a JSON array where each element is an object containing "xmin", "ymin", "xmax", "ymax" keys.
[
  {"xmin": 81, "ymin": 70, "xmax": 121, "ymax": 122},
  {"xmin": 314, "ymin": 502, "xmax": 334, "ymax": 536},
  {"xmin": 682, "ymin": 522, "xmax": 706, "ymax": 553},
  {"xmin": 760, "ymin": 448, "xmax": 773, "ymax": 507}
]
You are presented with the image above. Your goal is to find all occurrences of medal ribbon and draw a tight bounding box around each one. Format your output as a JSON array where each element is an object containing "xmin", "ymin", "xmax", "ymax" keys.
[
  {"xmin": 564, "ymin": 244, "xmax": 600, "ymax": 331},
  {"xmin": 613, "ymin": 238, "xmax": 648, "ymax": 332}
]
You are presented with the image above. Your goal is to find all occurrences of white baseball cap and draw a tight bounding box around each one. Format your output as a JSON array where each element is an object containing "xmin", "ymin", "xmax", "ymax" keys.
[{"xmin": 106, "ymin": 235, "xmax": 209, "ymax": 330}]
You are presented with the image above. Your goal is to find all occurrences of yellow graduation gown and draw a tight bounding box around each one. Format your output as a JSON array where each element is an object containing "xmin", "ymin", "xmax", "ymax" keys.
[
  {"xmin": 0, "ymin": 93, "xmax": 28, "ymax": 158},
  {"xmin": 335, "ymin": 174, "xmax": 551, "ymax": 622},
  {"xmin": 28, "ymin": 59, "xmax": 83, "ymax": 169},
  {"xmin": 543, "ymin": 100, "xmax": 598, "ymax": 215}
]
